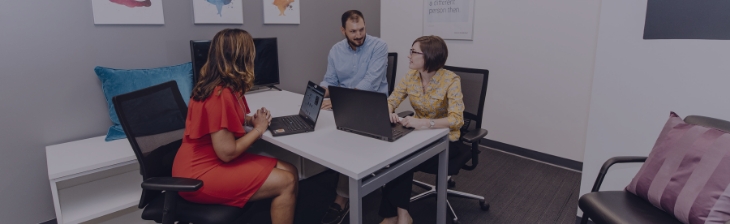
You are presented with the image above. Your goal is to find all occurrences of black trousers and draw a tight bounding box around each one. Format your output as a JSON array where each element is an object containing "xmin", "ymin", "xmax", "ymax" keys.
[
  {"xmin": 378, "ymin": 169, "xmax": 415, "ymax": 218},
  {"xmin": 378, "ymin": 141, "xmax": 459, "ymax": 218}
]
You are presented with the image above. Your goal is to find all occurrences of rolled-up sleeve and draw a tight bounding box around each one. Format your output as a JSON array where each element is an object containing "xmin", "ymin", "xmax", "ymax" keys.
[
  {"xmin": 387, "ymin": 75, "xmax": 408, "ymax": 112},
  {"xmin": 446, "ymin": 77, "xmax": 465, "ymax": 131}
]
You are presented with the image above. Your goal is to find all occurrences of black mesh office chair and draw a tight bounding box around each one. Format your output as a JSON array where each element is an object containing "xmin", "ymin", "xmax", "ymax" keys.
[
  {"xmin": 409, "ymin": 66, "xmax": 490, "ymax": 224},
  {"xmin": 113, "ymin": 81, "xmax": 252, "ymax": 224},
  {"xmin": 579, "ymin": 116, "xmax": 730, "ymax": 224},
  {"xmin": 387, "ymin": 52, "xmax": 398, "ymax": 95}
]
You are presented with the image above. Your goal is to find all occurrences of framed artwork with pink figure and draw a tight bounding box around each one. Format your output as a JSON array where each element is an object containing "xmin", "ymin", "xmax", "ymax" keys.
[
  {"xmin": 92, "ymin": 0, "xmax": 165, "ymax": 25},
  {"xmin": 263, "ymin": 0, "xmax": 300, "ymax": 24}
]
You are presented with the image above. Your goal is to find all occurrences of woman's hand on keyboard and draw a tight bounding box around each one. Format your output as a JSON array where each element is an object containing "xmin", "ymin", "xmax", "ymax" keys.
[{"xmin": 389, "ymin": 113, "xmax": 401, "ymax": 123}]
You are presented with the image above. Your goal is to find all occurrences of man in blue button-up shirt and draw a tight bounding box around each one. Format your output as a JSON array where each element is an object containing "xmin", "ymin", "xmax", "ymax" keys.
[
  {"xmin": 319, "ymin": 10, "xmax": 390, "ymax": 224},
  {"xmin": 319, "ymin": 10, "xmax": 388, "ymax": 110}
]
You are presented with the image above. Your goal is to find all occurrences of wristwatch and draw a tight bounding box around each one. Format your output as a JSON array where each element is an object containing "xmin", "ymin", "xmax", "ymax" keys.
[{"xmin": 429, "ymin": 119, "xmax": 435, "ymax": 129}]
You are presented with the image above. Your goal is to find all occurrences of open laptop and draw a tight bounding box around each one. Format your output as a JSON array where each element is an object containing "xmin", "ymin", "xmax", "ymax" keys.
[
  {"xmin": 268, "ymin": 81, "xmax": 326, "ymax": 136},
  {"xmin": 329, "ymin": 86, "xmax": 414, "ymax": 142}
]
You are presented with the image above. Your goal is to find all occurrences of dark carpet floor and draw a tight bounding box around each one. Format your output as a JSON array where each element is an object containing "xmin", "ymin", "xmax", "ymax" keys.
[{"xmin": 243, "ymin": 146, "xmax": 582, "ymax": 224}]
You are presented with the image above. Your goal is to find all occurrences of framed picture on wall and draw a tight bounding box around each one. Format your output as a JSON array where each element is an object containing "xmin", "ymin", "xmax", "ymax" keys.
[
  {"xmin": 423, "ymin": 0, "xmax": 475, "ymax": 40},
  {"xmin": 92, "ymin": 0, "xmax": 165, "ymax": 25},
  {"xmin": 263, "ymin": 0, "xmax": 300, "ymax": 24},
  {"xmin": 192, "ymin": 0, "xmax": 244, "ymax": 24}
]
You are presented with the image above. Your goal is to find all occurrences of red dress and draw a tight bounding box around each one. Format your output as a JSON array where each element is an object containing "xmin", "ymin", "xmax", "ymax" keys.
[{"xmin": 172, "ymin": 86, "xmax": 277, "ymax": 208}]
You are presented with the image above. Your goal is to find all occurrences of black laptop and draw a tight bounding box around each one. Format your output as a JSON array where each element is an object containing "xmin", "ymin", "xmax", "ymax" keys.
[
  {"xmin": 268, "ymin": 81, "xmax": 326, "ymax": 136},
  {"xmin": 329, "ymin": 86, "xmax": 414, "ymax": 142}
]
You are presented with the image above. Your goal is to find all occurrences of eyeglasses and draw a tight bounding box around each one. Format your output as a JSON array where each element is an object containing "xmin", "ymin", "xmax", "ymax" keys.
[{"xmin": 410, "ymin": 49, "xmax": 423, "ymax": 56}]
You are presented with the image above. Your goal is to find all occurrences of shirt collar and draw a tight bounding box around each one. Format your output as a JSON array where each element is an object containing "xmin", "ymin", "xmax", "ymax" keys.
[{"xmin": 412, "ymin": 69, "xmax": 444, "ymax": 83}]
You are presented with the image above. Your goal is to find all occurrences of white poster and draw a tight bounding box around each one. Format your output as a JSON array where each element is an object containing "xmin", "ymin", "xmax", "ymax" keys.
[
  {"xmin": 193, "ymin": 0, "xmax": 244, "ymax": 24},
  {"xmin": 92, "ymin": 0, "xmax": 165, "ymax": 25},
  {"xmin": 423, "ymin": 0, "xmax": 474, "ymax": 40},
  {"xmin": 263, "ymin": 0, "xmax": 300, "ymax": 24}
]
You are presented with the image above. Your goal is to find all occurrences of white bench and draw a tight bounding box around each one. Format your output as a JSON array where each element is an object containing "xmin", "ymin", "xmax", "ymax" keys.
[{"xmin": 46, "ymin": 135, "xmax": 326, "ymax": 224}]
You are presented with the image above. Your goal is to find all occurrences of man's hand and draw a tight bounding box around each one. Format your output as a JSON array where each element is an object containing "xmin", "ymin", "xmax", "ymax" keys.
[{"xmin": 321, "ymin": 99, "xmax": 332, "ymax": 110}]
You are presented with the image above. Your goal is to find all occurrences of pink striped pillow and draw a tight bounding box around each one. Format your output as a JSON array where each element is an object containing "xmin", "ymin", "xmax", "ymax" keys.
[{"xmin": 626, "ymin": 112, "xmax": 730, "ymax": 224}]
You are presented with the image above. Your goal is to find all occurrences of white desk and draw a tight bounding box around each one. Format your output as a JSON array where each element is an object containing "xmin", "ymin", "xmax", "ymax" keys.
[{"xmin": 245, "ymin": 90, "xmax": 450, "ymax": 224}]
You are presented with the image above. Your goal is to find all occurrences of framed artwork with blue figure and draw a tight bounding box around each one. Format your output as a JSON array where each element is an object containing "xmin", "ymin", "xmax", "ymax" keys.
[{"xmin": 192, "ymin": 0, "xmax": 244, "ymax": 24}]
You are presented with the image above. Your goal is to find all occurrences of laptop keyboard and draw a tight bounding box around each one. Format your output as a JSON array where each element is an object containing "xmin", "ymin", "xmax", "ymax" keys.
[
  {"xmin": 392, "ymin": 127, "xmax": 410, "ymax": 139},
  {"xmin": 282, "ymin": 116, "xmax": 309, "ymax": 131}
]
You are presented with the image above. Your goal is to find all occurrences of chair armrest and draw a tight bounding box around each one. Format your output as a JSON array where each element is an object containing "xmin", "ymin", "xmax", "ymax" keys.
[
  {"xmin": 590, "ymin": 156, "xmax": 647, "ymax": 192},
  {"xmin": 141, "ymin": 177, "xmax": 203, "ymax": 192},
  {"xmin": 460, "ymin": 129, "xmax": 488, "ymax": 143},
  {"xmin": 398, "ymin": 111, "xmax": 414, "ymax": 117}
]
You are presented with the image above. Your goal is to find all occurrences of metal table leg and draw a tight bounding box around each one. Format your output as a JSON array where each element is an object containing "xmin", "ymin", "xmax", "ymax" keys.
[
  {"xmin": 437, "ymin": 141, "xmax": 449, "ymax": 224},
  {"xmin": 349, "ymin": 177, "xmax": 362, "ymax": 224}
]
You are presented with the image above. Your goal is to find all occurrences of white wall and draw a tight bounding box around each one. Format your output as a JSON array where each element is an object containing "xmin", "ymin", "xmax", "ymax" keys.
[
  {"xmin": 381, "ymin": 0, "xmax": 601, "ymax": 162},
  {"xmin": 581, "ymin": 0, "xmax": 730, "ymax": 207}
]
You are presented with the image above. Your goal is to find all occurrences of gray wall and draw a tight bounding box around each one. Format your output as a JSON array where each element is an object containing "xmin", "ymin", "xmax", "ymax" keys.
[
  {"xmin": 0, "ymin": 1, "xmax": 379, "ymax": 223},
  {"xmin": 381, "ymin": 0, "xmax": 600, "ymax": 162}
]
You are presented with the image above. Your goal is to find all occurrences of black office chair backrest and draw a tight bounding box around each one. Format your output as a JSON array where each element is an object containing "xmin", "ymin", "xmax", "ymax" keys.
[
  {"xmin": 113, "ymin": 80, "xmax": 188, "ymax": 208},
  {"xmin": 387, "ymin": 52, "xmax": 398, "ymax": 95},
  {"xmin": 685, "ymin": 115, "xmax": 730, "ymax": 133},
  {"xmin": 444, "ymin": 66, "xmax": 489, "ymax": 132}
]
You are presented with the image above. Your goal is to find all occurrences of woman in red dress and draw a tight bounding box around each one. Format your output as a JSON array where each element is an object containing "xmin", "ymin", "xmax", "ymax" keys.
[{"xmin": 172, "ymin": 29, "xmax": 298, "ymax": 224}]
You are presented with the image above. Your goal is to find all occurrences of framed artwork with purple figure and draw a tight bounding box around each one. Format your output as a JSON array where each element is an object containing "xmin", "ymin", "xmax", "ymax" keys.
[
  {"xmin": 92, "ymin": 0, "xmax": 165, "ymax": 25},
  {"xmin": 192, "ymin": 0, "xmax": 244, "ymax": 24}
]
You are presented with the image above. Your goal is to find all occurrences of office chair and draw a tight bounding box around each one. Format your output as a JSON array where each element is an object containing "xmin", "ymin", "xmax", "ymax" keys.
[
  {"xmin": 113, "ymin": 81, "xmax": 252, "ymax": 224},
  {"xmin": 409, "ymin": 66, "xmax": 490, "ymax": 224},
  {"xmin": 387, "ymin": 52, "xmax": 398, "ymax": 95},
  {"xmin": 578, "ymin": 116, "xmax": 730, "ymax": 224}
]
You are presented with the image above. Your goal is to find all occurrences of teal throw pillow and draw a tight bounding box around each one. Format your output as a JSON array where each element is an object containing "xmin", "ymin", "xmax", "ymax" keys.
[{"xmin": 95, "ymin": 62, "xmax": 193, "ymax": 141}]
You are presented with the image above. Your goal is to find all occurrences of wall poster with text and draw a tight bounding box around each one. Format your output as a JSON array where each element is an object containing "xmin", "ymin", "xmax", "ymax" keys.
[{"xmin": 423, "ymin": 0, "xmax": 474, "ymax": 40}]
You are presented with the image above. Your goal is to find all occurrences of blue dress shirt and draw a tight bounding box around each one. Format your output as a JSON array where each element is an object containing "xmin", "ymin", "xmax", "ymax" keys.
[{"xmin": 320, "ymin": 34, "xmax": 389, "ymax": 95}]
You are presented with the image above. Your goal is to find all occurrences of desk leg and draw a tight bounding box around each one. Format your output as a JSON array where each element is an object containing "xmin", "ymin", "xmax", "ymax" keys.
[
  {"xmin": 349, "ymin": 177, "xmax": 363, "ymax": 224},
  {"xmin": 50, "ymin": 180, "xmax": 63, "ymax": 224},
  {"xmin": 437, "ymin": 141, "xmax": 449, "ymax": 224}
]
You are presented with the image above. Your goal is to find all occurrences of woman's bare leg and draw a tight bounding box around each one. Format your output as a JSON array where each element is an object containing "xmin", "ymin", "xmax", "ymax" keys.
[{"xmin": 250, "ymin": 161, "xmax": 299, "ymax": 224}]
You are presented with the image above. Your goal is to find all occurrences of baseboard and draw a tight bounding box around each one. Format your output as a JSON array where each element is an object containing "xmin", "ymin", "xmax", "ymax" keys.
[
  {"xmin": 576, "ymin": 216, "xmax": 593, "ymax": 224},
  {"xmin": 479, "ymin": 139, "xmax": 583, "ymax": 171},
  {"xmin": 39, "ymin": 219, "xmax": 56, "ymax": 224}
]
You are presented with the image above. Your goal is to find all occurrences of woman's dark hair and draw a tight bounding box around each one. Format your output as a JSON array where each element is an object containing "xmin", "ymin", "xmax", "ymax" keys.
[
  {"xmin": 413, "ymin": 35, "xmax": 448, "ymax": 73},
  {"xmin": 191, "ymin": 29, "xmax": 256, "ymax": 101},
  {"xmin": 341, "ymin": 10, "xmax": 364, "ymax": 28}
]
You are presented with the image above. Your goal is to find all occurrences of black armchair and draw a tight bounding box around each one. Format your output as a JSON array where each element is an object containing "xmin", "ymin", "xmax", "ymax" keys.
[
  {"xmin": 408, "ymin": 66, "xmax": 491, "ymax": 224},
  {"xmin": 113, "ymin": 81, "xmax": 252, "ymax": 224},
  {"xmin": 579, "ymin": 115, "xmax": 730, "ymax": 224},
  {"xmin": 387, "ymin": 52, "xmax": 398, "ymax": 95}
]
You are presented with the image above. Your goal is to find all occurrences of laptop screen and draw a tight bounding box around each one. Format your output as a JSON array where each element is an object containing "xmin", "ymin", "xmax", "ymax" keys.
[{"xmin": 298, "ymin": 82, "xmax": 325, "ymax": 124}]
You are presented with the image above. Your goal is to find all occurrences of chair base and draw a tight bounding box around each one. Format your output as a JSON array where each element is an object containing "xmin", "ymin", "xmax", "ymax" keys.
[{"xmin": 411, "ymin": 179, "xmax": 489, "ymax": 224}]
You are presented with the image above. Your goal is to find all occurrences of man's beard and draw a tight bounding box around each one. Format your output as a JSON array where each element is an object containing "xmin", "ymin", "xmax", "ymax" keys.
[{"xmin": 347, "ymin": 35, "xmax": 366, "ymax": 48}]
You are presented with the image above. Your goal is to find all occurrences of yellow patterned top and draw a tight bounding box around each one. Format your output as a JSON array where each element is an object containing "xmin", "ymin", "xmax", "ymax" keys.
[{"xmin": 388, "ymin": 69, "xmax": 464, "ymax": 141}]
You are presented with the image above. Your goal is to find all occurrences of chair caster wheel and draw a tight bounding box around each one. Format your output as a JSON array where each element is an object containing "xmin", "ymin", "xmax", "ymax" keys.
[
  {"xmin": 480, "ymin": 200, "xmax": 490, "ymax": 211},
  {"xmin": 448, "ymin": 179, "xmax": 456, "ymax": 188},
  {"xmin": 452, "ymin": 218, "xmax": 460, "ymax": 224}
]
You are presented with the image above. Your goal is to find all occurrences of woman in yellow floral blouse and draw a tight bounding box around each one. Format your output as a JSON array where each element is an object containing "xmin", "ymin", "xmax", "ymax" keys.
[{"xmin": 377, "ymin": 35, "xmax": 464, "ymax": 224}]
